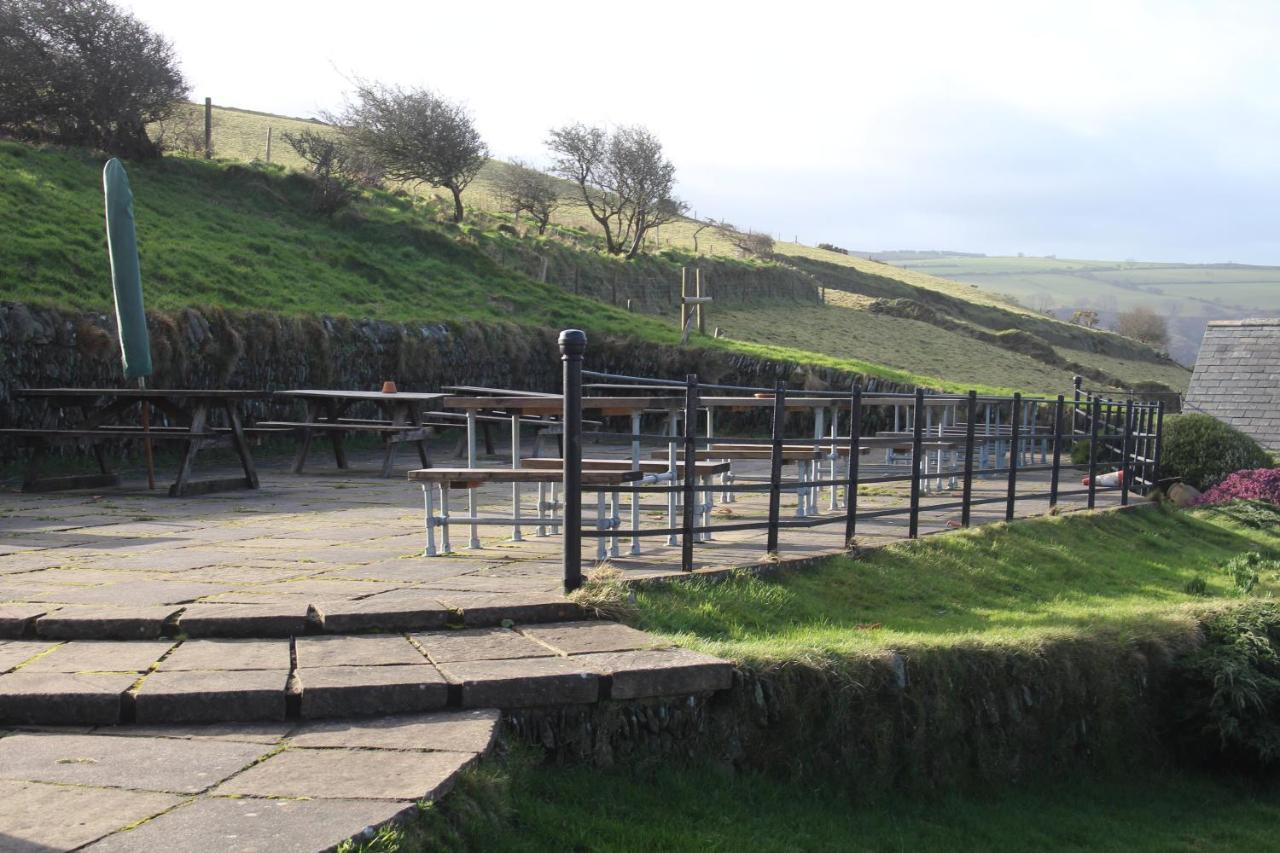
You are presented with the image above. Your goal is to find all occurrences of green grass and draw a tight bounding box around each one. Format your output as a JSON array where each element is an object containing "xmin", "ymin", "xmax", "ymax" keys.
[
  {"xmin": 360, "ymin": 751, "xmax": 1280, "ymax": 853},
  {"xmin": 626, "ymin": 504, "xmax": 1280, "ymax": 661}
]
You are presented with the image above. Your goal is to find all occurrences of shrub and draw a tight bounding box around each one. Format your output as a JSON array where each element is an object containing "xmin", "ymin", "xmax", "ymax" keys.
[
  {"xmin": 1167, "ymin": 602, "xmax": 1280, "ymax": 770},
  {"xmin": 1159, "ymin": 414, "xmax": 1272, "ymax": 491},
  {"xmin": 1220, "ymin": 552, "xmax": 1279, "ymax": 595},
  {"xmin": 1196, "ymin": 468, "xmax": 1280, "ymax": 507},
  {"xmin": 283, "ymin": 130, "xmax": 382, "ymax": 216}
]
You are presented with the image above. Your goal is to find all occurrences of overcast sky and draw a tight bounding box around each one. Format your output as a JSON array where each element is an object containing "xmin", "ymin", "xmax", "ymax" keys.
[{"xmin": 126, "ymin": 0, "xmax": 1279, "ymax": 265}]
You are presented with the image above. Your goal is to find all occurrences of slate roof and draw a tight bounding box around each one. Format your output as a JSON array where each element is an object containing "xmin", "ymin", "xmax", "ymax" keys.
[{"xmin": 1185, "ymin": 318, "xmax": 1280, "ymax": 450}]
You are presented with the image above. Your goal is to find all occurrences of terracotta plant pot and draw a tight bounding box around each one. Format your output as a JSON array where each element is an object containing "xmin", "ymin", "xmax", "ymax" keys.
[{"xmin": 381, "ymin": 381, "xmax": 398, "ymax": 394}]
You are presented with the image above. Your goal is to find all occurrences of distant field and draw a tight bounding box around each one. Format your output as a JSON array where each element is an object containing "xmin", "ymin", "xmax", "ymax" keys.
[{"xmin": 886, "ymin": 254, "xmax": 1280, "ymax": 364}]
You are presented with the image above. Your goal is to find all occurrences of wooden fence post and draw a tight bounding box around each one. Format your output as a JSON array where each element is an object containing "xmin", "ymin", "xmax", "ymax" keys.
[{"xmin": 204, "ymin": 97, "xmax": 212, "ymax": 159}]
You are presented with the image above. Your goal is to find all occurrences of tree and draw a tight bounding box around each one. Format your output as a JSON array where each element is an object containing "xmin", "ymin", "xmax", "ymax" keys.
[
  {"xmin": 546, "ymin": 122, "xmax": 685, "ymax": 259},
  {"xmin": 1071, "ymin": 309, "xmax": 1100, "ymax": 328},
  {"xmin": 493, "ymin": 159, "xmax": 559, "ymax": 234},
  {"xmin": 0, "ymin": 0, "xmax": 187, "ymax": 158},
  {"xmin": 337, "ymin": 82, "xmax": 487, "ymax": 223},
  {"xmin": 728, "ymin": 228, "xmax": 774, "ymax": 258},
  {"xmin": 283, "ymin": 130, "xmax": 382, "ymax": 216},
  {"xmin": 1113, "ymin": 305, "xmax": 1169, "ymax": 348}
]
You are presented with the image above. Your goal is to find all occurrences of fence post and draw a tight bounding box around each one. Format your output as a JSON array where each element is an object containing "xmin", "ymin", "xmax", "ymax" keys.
[
  {"xmin": 559, "ymin": 329, "xmax": 586, "ymax": 593},
  {"xmin": 1006, "ymin": 392, "xmax": 1021, "ymax": 521},
  {"xmin": 1072, "ymin": 375, "xmax": 1082, "ymax": 435},
  {"xmin": 681, "ymin": 374, "xmax": 699, "ymax": 572},
  {"xmin": 961, "ymin": 390, "xmax": 977, "ymax": 526},
  {"xmin": 1088, "ymin": 397, "xmax": 1101, "ymax": 509},
  {"xmin": 1152, "ymin": 401, "xmax": 1166, "ymax": 487},
  {"xmin": 1050, "ymin": 394, "xmax": 1064, "ymax": 508},
  {"xmin": 766, "ymin": 381, "xmax": 786, "ymax": 555},
  {"xmin": 203, "ymin": 97, "xmax": 212, "ymax": 159},
  {"xmin": 909, "ymin": 388, "xmax": 924, "ymax": 538},
  {"xmin": 844, "ymin": 383, "xmax": 862, "ymax": 545},
  {"xmin": 1120, "ymin": 399, "xmax": 1134, "ymax": 507}
]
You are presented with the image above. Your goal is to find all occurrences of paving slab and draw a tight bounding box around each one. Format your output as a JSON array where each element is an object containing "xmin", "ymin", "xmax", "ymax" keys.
[
  {"xmin": 0, "ymin": 778, "xmax": 182, "ymax": 852},
  {"xmin": 84, "ymin": 796, "xmax": 411, "ymax": 853},
  {"xmin": 0, "ymin": 732, "xmax": 268, "ymax": 793},
  {"xmin": 35, "ymin": 605, "xmax": 182, "ymax": 640},
  {"xmin": 133, "ymin": 670, "xmax": 288, "ymax": 723},
  {"xmin": 413, "ymin": 627, "xmax": 556, "ymax": 664},
  {"xmin": 577, "ymin": 649, "xmax": 735, "ymax": 699},
  {"xmin": 159, "ymin": 639, "xmax": 289, "ymax": 672},
  {"xmin": 20, "ymin": 640, "xmax": 174, "ymax": 673},
  {"xmin": 318, "ymin": 590, "xmax": 452, "ymax": 633},
  {"xmin": 91, "ymin": 721, "xmax": 292, "ymax": 744},
  {"xmin": 519, "ymin": 620, "xmax": 664, "ymax": 655},
  {"xmin": 0, "ymin": 604, "xmax": 50, "ymax": 638},
  {"xmin": 0, "ymin": 672, "xmax": 136, "ymax": 725},
  {"xmin": 436, "ymin": 592, "xmax": 585, "ymax": 627},
  {"xmin": 213, "ymin": 746, "xmax": 476, "ymax": 800},
  {"xmin": 299, "ymin": 664, "xmax": 448, "ymax": 718},
  {"xmin": 289, "ymin": 709, "xmax": 500, "ymax": 752},
  {"xmin": 177, "ymin": 604, "xmax": 312, "ymax": 638},
  {"xmin": 0, "ymin": 640, "xmax": 58, "ymax": 671},
  {"xmin": 440, "ymin": 656, "xmax": 600, "ymax": 708},
  {"xmin": 30, "ymin": 580, "xmax": 226, "ymax": 607},
  {"xmin": 294, "ymin": 635, "xmax": 427, "ymax": 668}
]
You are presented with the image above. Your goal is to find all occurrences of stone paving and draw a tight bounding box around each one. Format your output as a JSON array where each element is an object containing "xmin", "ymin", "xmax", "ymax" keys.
[{"xmin": 0, "ymin": 709, "xmax": 499, "ymax": 851}]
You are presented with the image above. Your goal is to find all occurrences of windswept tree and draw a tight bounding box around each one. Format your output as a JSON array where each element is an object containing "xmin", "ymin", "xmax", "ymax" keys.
[
  {"xmin": 283, "ymin": 130, "xmax": 383, "ymax": 216},
  {"xmin": 0, "ymin": 0, "xmax": 187, "ymax": 158},
  {"xmin": 493, "ymin": 158, "xmax": 560, "ymax": 234},
  {"xmin": 546, "ymin": 123, "xmax": 685, "ymax": 258},
  {"xmin": 1114, "ymin": 305, "xmax": 1170, "ymax": 348},
  {"xmin": 337, "ymin": 82, "xmax": 487, "ymax": 222}
]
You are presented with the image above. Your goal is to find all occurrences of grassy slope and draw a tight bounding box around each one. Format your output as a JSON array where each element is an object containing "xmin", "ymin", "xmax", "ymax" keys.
[
  {"xmin": 0, "ymin": 139, "xmax": 1027, "ymax": 394},
  {"xmin": 192, "ymin": 104, "xmax": 1186, "ymax": 393},
  {"xmin": 628, "ymin": 504, "xmax": 1280, "ymax": 661},
  {"xmin": 421, "ymin": 761, "xmax": 1280, "ymax": 853}
]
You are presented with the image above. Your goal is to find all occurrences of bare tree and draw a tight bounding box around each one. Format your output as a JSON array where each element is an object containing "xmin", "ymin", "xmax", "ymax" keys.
[
  {"xmin": 546, "ymin": 123, "xmax": 685, "ymax": 258},
  {"xmin": 1113, "ymin": 305, "xmax": 1169, "ymax": 348},
  {"xmin": 727, "ymin": 228, "xmax": 774, "ymax": 258},
  {"xmin": 283, "ymin": 130, "xmax": 382, "ymax": 216},
  {"xmin": 493, "ymin": 159, "xmax": 560, "ymax": 234},
  {"xmin": 336, "ymin": 82, "xmax": 487, "ymax": 222},
  {"xmin": 0, "ymin": 0, "xmax": 187, "ymax": 158},
  {"xmin": 1030, "ymin": 293, "xmax": 1056, "ymax": 315}
]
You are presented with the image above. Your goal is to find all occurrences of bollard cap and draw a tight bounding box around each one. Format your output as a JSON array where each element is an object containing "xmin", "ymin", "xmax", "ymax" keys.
[{"xmin": 558, "ymin": 329, "xmax": 587, "ymax": 354}]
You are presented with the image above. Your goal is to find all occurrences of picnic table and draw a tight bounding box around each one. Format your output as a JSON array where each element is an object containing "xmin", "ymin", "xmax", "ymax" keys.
[
  {"xmin": 3, "ymin": 388, "xmax": 266, "ymax": 496},
  {"xmin": 264, "ymin": 389, "xmax": 448, "ymax": 477}
]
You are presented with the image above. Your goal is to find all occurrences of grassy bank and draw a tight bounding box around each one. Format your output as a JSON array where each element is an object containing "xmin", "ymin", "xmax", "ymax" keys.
[
  {"xmin": 625, "ymin": 503, "xmax": 1280, "ymax": 660},
  {"xmin": 360, "ymin": 751, "xmax": 1280, "ymax": 853}
]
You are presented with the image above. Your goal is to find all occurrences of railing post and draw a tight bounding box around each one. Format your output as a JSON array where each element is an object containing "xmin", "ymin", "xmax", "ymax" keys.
[
  {"xmin": 766, "ymin": 381, "xmax": 786, "ymax": 555},
  {"xmin": 1050, "ymin": 394, "xmax": 1064, "ymax": 508},
  {"xmin": 559, "ymin": 329, "xmax": 586, "ymax": 593},
  {"xmin": 1120, "ymin": 399, "xmax": 1134, "ymax": 507},
  {"xmin": 1152, "ymin": 400, "xmax": 1166, "ymax": 487},
  {"xmin": 1072, "ymin": 375, "xmax": 1082, "ymax": 435},
  {"xmin": 844, "ymin": 383, "xmax": 862, "ymax": 545},
  {"xmin": 1005, "ymin": 393, "xmax": 1021, "ymax": 521},
  {"xmin": 681, "ymin": 374, "xmax": 699, "ymax": 572},
  {"xmin": 961, "ymin": 390, "xmax": 977, "ymax": 526},
  {"xmin": 909, "ymin": 387, "xmax": 924, "ymax": 538},
  {"xmin": 1088, "ymin": 396, "xmax": 1101, "ymax": 509}
]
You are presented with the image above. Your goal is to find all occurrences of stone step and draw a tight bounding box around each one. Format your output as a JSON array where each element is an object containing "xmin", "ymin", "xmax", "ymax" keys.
[
  {"xmin": 0, "ymin": 591, "xmax": 587, "ymax": 642},
  {"xmin": 0, "ymin": 709, "xmax": 500, "ymax": 852},
  {"xmin": 0, "ymin": 621, "xmax": 734, "ymax": 727}
]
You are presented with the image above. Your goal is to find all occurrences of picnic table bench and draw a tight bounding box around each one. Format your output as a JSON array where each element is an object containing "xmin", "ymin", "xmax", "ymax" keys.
[{"xmin": 3, "ymin": 388, "xmax": 267, "ymax": 496}]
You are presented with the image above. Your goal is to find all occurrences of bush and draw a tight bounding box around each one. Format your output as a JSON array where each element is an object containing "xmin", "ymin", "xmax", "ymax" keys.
[
  {"xmin": 1168, "ymin": 602, "xmax": 1280, "ymax": 770},
  {"xmin": 283, "ymin": 130, "xmax": 382, "ymax": 216},
  {"xmin": 1196, "ymin": 469, "xmax": 1280, "ymax": 507},
  {"xmin": 1160, "ymin": 414, "xmax": 1272, "ymax": 491}
]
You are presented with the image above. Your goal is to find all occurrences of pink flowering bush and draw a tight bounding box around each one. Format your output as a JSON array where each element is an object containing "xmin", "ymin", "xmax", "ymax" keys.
[{"xmin": 1195, "ymin": 468, "xmax": 1280, "ymax": 507}]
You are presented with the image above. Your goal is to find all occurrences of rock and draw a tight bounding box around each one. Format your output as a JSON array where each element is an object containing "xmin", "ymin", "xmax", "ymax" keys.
[{"xmin": 1167, "ymin": 482, "xmax": 1202, "ymax": 507}]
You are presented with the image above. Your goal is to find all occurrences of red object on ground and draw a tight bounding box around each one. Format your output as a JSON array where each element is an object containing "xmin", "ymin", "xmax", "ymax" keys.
[{"xmin": 1081, "ymin": 470, "xmax": 1124, "ymax": 487}]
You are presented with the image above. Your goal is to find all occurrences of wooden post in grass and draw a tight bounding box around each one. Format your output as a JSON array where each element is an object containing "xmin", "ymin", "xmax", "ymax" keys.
[
  {"xmin": 1050, "ymin": 394, "xmax": 1064, "ymax": 508},
  {"xmin": 1005, "ymin": 392, "xmax": 1021, "ymax": 521},
  {"xmin": 204, "ymin": 97, "xmax": 212, "ymax": 159},
  {"xmin": 766, "ymin": 381, "xmax": 786, "ymax": 555},
  {"xmin": 265, "ymin": 126, "xmax": 272, "ymax": 164},
  {"xmin": 695, "ymin": 268, "xmax": 705, "ymax": 334},
  {"xmin": 681, "ymin": 374, "xmax": 699, "ymax": 572},
  {"xmin": 908, "ymin": 388, "xmax": 924, "ymax": 538},
  {"xmin": 1088, "ymin": 397, "xmax": 1101, "ymax": 509},
  {"xmin": 844, "ymin": 383, "xmax": 862, "ymax": 545},
  {"xmin": 961, "ymin": 390, "xmax": 977, "ymax": 526},
  {"xmin": 679, "ymin": 268, "xmax": 689, "ymax": 336}
]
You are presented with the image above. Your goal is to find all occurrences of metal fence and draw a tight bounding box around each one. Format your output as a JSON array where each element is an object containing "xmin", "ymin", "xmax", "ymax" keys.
[{"xmin": 555, "ymin": 331, "xmax": 1165, "ymax": 591}]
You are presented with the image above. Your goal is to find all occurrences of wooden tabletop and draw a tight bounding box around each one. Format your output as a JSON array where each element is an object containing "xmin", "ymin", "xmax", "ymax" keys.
[
  {"xmin": 16, "ymin": 388, "xmax": 268, "ymax": 400},
  {"xmin": 278, "ymin": 389, "xmax": 449, "ymax": 403},
  {"xmin": 408, "ymin": 467, "xmax": 638, "ymax": 485},
  {"xmin": 441, "ymin": 395, "xmax": 683, "ymax": 413},
  {"xmin": 442, "ymin": 385, "xmax": 558, "ymax": 398}
]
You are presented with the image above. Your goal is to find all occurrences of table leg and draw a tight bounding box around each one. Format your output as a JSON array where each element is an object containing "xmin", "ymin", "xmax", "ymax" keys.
[
  {"xmin": 511, "ymin": 413, "xmax": 523, "ymax": 541},
  {"xmin": 466, "ymin": 410, "xmax": 480, "ymax": 549},
  {"xmin": 379, "ymin": 401, "xmax": 408, "ymax": 478},
  {"xmin": 630, "ymin": 412, "xmax": 642, "ymax": 556},
  {"xmin": 292, "ymin": 400, "xmax": 317, "ymax": 474},
  {"xmin": 422, "ymin": 484, "xmax": 437, "ymax": 556},
  {"xmin": 440, "ymin": 485, "xmax": 453, "ymax": 554},
  {"xmin": 223, "ymin": 400, "xmax": 260, "ymax": 489},
  {"xmin": 327, "ymin": 400, "xmax": 349, "ymax": 470},
  {"xmin": 170, "ymin": 402, "xmax": 209, "ymax": 497}
]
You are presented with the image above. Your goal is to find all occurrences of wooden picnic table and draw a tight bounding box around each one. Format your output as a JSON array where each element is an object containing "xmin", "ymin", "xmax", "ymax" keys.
[
  {"xmin": 5, "ymin": 388, "xmax": 267, "ymax": 496},
  {"xmin": 268, "ymin": 389, "xmax": 448, "ymax": 477}
]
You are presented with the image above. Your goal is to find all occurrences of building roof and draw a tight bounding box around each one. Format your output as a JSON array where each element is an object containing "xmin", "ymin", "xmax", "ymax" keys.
[{"xmin": 1185, "ymin": 318, "xmax": 1280, "ymax": 450}]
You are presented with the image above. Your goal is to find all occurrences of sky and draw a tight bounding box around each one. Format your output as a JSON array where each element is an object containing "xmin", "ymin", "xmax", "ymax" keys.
[{"xmin": 125, "ymin": 0, "xmax": 1280, "ymax": 264}]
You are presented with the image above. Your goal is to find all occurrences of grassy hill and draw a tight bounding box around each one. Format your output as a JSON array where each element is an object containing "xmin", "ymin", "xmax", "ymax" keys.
[
  {"xmin": 878, "ymin": 253, "xmax": 1280, "ymax": 365},
  {"xmin": 1, "ymin": 104, "xmax": 1190, "ymax": 395}
]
